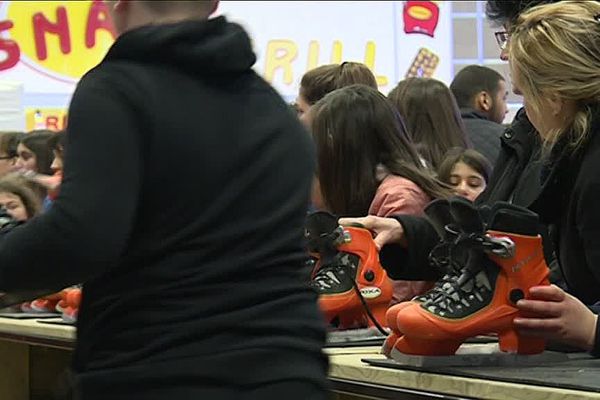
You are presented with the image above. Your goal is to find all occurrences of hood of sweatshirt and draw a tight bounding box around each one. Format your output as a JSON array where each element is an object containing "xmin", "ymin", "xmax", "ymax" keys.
[{"xmin": 103, "ymin": 16, "xmax": 256, "ymax": 76}]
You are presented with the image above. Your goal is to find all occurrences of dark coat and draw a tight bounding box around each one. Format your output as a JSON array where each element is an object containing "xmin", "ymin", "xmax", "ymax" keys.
[
  {"xmin": 460, "ymin": 108, "xmax": 505, "ymax": 165},
  {"xmin": 530, "ymin": 107, "xmax": 600, "ymax": 305}
]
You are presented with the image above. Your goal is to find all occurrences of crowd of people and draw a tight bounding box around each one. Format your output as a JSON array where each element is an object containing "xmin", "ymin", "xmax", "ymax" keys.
[
  {"xmin": 0, "ymin": 130, "xmax": 64, "ymax": 218},
  {"xmin": 0, "ymin": 0, "xmax": 598, "ymax": 399},
  {"xmin": 337, "ymin": 0, "xmax": 600, "ymax": 357}
]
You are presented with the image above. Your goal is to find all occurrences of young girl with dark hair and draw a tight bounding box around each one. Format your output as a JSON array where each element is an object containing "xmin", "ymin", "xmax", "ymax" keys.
[
  {"xmin": 438, "ymin": 148, "xmax": 492, "ymax": 202},
  {"xmin": 16, "ymin": 130, "xmax": 65, "ymax": 209}
]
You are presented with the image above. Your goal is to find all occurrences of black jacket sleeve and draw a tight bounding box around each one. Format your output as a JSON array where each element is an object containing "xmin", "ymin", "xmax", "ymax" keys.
[
  {"xmin": 589, "ymin": 305, "xmax": 600, "ymax": 358},
  {"xmin": 378, "ymin": 215, "xmax": 440, "ymax": 281},
  {"xmin": 0, "ymin": 70, "xmax": 143, "ymax": 292},
  {"xmin": 576, "ymin": 181, "xmax": 600, "ymax": 294}
]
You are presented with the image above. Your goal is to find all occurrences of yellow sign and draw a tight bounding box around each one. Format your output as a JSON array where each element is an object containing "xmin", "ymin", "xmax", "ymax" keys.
[
  {"xmin": 5, "ymin": 1, "xmax": 115, "ymax": 81},
  {"xmin": 26, "ymin": 108, "xmax": 68, "ymax": 131}
]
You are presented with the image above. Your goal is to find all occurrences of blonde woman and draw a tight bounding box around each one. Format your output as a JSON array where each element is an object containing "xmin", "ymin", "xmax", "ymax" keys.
[{"xmin": 504, "ymin": 2, "xmax": 600, "ymax": 354}]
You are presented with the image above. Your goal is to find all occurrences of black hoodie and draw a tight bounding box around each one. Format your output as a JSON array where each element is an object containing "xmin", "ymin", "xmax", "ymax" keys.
[{"xmin": 0, "ymin": 17, "xmax": 327, "ymax": 396}]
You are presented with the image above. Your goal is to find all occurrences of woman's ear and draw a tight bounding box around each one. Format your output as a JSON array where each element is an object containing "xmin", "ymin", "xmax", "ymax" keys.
[{"xmin": 547, "ymin": 94, "xmax": 564, "ymax": 117}]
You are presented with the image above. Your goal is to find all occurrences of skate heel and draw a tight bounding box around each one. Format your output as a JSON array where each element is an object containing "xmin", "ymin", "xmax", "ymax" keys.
[
  {"xmin": 382, "ymin": 332, "xmax": 400, "ymax": 357},
  {"xmin": 386, "ymin": 301, "xmax": 414, "ymax": 328},
  {"xmin": 499, "ymin": 329, "xmax": 545, "ymax": 354}
]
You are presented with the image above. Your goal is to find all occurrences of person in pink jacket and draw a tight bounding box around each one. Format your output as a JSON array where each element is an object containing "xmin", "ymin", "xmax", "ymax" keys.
[{"xmin": 308, "ymin": 84, "xmax": 451, "ymax": 304}]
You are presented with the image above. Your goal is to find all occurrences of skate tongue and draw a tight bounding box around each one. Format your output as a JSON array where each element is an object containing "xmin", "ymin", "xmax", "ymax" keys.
[
  {"xmin": 449, "ymin": 197, "xmax": 484, "ymax": 234},
  {"xmin": 424, "ymin": 199, "xmax": 454, "ymax": 239},
  {"xmin": 306, "ymin": 211, "xmax": 339, "ymax": 241},
  {"xmin": 425, "ymin": 199, "xmax": 463, "ymax": 275},
  {"xmin": 305, "ymin": 211, "xmax": 344, "ymax": 263}
]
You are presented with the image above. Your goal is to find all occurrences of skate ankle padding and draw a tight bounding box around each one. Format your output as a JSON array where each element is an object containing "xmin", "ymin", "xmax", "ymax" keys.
[{"xmin": 488, "ymin": 206, "xmax": 539, "ymax": 236}]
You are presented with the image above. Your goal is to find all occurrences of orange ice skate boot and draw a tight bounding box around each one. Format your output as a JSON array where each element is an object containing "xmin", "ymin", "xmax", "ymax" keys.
[
  {"xmin": 306, "ymin": 211, "xmax": 393, "ymax": 330},
  {"xmin": 383, "ymin": 198, "xmax": 466, "ymax": 356},
  {"xmin": 56, "ymin": 287, "xmax": 82, "ymax": 322},
  {"xmin": 392, "ymin": 198, "xmax": 550, "ymax": 356},
  {"xmin": 31, "ymin": 292, "xmax": 63, "ymax": 313}
]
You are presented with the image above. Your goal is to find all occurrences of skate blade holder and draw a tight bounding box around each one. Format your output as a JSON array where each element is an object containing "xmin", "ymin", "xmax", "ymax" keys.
[
  {"xmin": 326, "ymin": 327, "xmax": 390, "ymax": 347},
  {"xmin": 389, "ymin": 342, "xmax": 569, "ymax": 368}
]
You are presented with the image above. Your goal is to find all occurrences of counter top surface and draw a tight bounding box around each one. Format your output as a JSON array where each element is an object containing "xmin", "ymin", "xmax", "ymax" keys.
[
  {"xmin": 0, "ymin": 317, "xmax": 75, "ymax": 343},
  {"xmin": 1, "ymin": 319, "xmax": 599, "ymax": 399},
  {"xmin": 329, "ymin": 349, "xmax": 600, "ymax": 400}
]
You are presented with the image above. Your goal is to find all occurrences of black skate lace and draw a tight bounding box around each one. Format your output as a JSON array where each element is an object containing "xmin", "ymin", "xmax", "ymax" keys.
[
  {"xmin": 424, "ymin": 267, "xmax": 490, "ymax": 316},
  {"xmin": 312, "ymin": 252, "xmax": 388, "ymax": 336},
  {"xmin": 423, "ymin": 232, "xmax": 510, "ymax": 315},
  {"xmin": 416, "ymin": 225, "xmax": 462, "ymax": 302},
  {"xmin": 312, "ymin": 254, "xmax": 354, "ymax": 290},
  {"xmin": 414, "ymin": 243, "xmax": 460, "ymax": 302}
]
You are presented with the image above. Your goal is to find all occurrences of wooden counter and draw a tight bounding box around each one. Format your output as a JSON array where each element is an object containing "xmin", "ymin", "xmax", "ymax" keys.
[
  {"xmin": 0, "ymin": 319, "xmax": 599, "ymax": 400},
  {"xmin": 0, "ymin": 317, "xmax": 75, "ymax": 349},
  {"xmin": 327, "ymin": 347, "xmax": 600, "ymax": 400},
  {"xmin": 0, "ymin": 318, "xmax": 74, "ymax": 400}
]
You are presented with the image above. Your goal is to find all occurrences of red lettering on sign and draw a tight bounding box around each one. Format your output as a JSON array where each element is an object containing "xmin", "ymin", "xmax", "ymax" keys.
[
  {"xmin": 0, "ymin": 20, "xmax": 20, "ymax": 71},
  {"xmin": 33, "ymin": 6, "xmax": 71, "ymax": 61},
  {"xmin": 86, "ymin": 0, "xmax": 116, "ymax": 48},
  {"xmin": 46, "ymin": 116, "xmax": 59, "ymax": 131}
]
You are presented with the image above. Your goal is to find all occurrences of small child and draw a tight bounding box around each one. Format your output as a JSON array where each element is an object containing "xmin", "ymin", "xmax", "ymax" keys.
[{"xmin": 437, "ymin": 148, "xmax": 492, "ymax": 202}]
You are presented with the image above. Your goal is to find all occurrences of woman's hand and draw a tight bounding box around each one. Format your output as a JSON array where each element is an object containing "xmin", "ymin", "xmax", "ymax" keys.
[
  {"xmin": 338, "ymin": 215, "xmax": 406, "ymax": 250},
  {"xmin": 514, "ymin": 285, "xmax": 598, "ymax": 352}
]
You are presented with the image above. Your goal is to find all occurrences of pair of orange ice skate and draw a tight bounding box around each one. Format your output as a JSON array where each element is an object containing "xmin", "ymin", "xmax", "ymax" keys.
[
  {"xmin": 21, "ymin": 287, "xmax": 81, "ymax": 322},
  {"xmin": 307, "ymin": 197, "xmax": 549, "ymax": 356}
]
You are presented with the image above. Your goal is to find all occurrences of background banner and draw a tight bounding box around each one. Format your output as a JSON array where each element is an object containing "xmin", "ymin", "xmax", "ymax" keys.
[{"xmin": 0, "ymin": 0, "xmax": 452, "ymax": 123}]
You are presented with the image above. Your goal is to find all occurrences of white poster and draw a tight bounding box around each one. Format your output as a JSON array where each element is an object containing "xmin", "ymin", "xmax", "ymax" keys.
[
  {"xmin": 217, "ymin": 1, "xmax": 452, "ymax": 101},
  {"xmin": 0, "ymin": 1, "xmax": 452, "ymax": 106}
]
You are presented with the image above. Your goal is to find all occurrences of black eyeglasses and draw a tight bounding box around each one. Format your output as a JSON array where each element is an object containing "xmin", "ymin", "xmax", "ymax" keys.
[{"xmin": 495, "ymin": 31, "xmax": 510, "ymax": 51}]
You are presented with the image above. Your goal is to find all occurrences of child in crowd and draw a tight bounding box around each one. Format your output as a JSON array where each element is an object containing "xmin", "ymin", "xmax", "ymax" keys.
[
  {"xmin": 0, "ymin": 132, "xmax": 21, "ymax": 178},
  {"xmin": 0, "ymin": 176, "xmax": 41, "ymax": 222},
  {"xmin": 14, "ymin": 130, "xmax": 55, "ymax": 206},
  {"xmin": 438, "ymin": 148, "xmax": 491, "ymax": 202},
  {"xmin": 15, "ymin": 130, "xmax": 55, "ymax": 176},
  {"xmin": 0, "ymin": 176, "xmax": 45, "ymax": 313},
  {"xmin": 309, "ymin": 84, "xmax": 451, "ymax": 303},
  {"xmin": 16, "ymin": 130, "xmax": 65, "ymax": 210}
]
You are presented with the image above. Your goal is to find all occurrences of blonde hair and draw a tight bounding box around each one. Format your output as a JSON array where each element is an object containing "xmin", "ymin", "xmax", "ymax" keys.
[{"xmin": 509, "ymin": 1, "xmax": 600, "ymax": 151}]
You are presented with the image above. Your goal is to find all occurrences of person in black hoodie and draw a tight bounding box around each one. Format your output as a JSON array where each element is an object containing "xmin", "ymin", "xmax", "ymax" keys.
[{"xmin": 0, "ymin": 1, "xmax": 328, "ymax": 399}]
